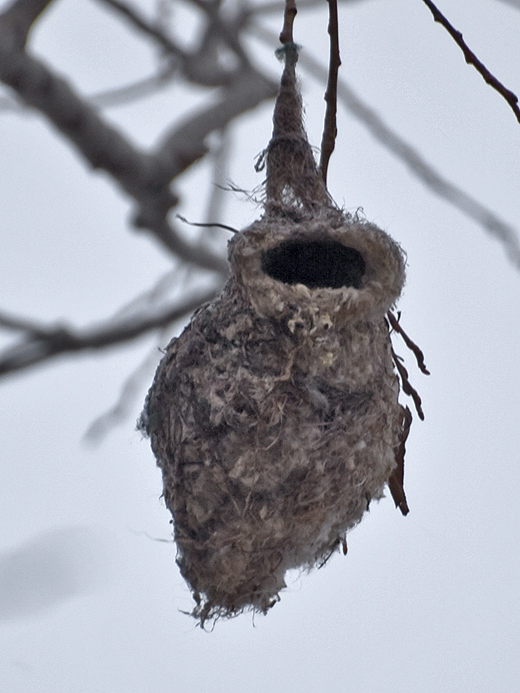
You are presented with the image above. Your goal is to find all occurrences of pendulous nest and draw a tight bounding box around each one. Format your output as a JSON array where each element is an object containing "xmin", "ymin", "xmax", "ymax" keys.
[
  {"xmin": 139, "ymin": 208, "xmax": 408, "ymax": 624},
  {"xmin": 139, "ymin": 43, "xmax": 412, "ymax": 625}
]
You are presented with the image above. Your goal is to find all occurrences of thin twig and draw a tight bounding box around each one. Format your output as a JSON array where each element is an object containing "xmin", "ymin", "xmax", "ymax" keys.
[
  {"xmin": 391, "ymin": 349, "xmax": 425, "ymax": 421},
  {"xmin": 189, "ymin": 0, "xmax": 252, "ymax": 68},
  {"xmin": 1, "ymin": 12, "xmax": 270, "ymax": 275},
  {"xmin": 298, "ymin": 45, "xmax": 520, "ymax": 269},
  {"xmin": 387, "ymin": 310, "xmax": 430, "ymax": 375},
  {"xmin": 98, "ymin": 0, "xmax": 245, "ymax": 87},
  {"xmin": 177, "ymin": 215, "xmax": 238, "ymax": 234},
  {"xmin": 319, "ymin": 0, "xmax": 341, "ymax": 185},
  {"xmin": 89, "ymin": 63, "xmax": 178, "ymax": 108},
  {"xmin": 154, "ymin": 69, "xmax": 277, "ymax": 186},
  {"xmin": 421, "ymin": 0, "xmax": 520, "ymax": 124},
  {"xmin": 279, "ymin": 0, "xmax": 297, "ymax": 44},
  {"xmin": 1, "ymin": 0, "xmax": 275, "ymax": 277}
]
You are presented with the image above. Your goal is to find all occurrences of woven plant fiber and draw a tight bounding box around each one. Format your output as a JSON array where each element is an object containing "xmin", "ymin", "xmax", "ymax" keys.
[{"xmin": 140, "ymin": 44, "xmax": 410, "ymax": 625}]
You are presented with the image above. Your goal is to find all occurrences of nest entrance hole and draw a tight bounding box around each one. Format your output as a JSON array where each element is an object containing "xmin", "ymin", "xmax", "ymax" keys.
[{"xmin": 261, "ymin": 239, "xmax": 365, "ymax": 289}]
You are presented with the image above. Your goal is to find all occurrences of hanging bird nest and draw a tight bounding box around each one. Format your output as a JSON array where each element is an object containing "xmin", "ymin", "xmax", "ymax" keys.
[{"xmin": 139, "ymin": 42, "xmax": 418, "ymax": 625}]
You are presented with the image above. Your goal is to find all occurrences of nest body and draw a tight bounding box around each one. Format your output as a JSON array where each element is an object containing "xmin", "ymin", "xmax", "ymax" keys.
[{"xmin": 141, "ymin": 209, "xmax": 407, "ymax": 623}]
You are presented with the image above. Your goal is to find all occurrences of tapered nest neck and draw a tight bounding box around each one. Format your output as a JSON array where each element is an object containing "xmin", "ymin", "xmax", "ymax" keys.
[{"xmin": 261, "ymin": 43, "xmax": 332, "ymax": 215}]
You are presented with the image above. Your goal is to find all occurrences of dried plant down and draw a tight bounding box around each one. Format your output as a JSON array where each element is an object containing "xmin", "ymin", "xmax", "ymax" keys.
[{"xmin": 139, "ymin": 208, "xmax": 408, "ymax": 624}]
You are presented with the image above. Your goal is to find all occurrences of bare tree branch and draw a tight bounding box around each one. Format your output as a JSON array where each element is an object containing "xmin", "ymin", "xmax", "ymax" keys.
[
  {"xmin": 0, "ymin": 0, "xmax": 280, "ymax": 276},
  {"xmin": 250, "ymin": 23, "xmax": 520, "ymax": 269},
  {"xmin": 279, "ymin": 0, "xmax": 297, "ymax": 44},
  {"xmin": 153, "ymin": 70, "xmax": 277, "ymax": 182},
  {"xmin": 0, "ymin": 44, "xmax": 225, "ymax": 272},
  {"xmin": 91, "ymin": 63, "xmax": 177, "ymax": 107},
  {"xmin": 1, "ymin": 0, "xmax": 288, "ymax": 377},
  {"xmin": 97, "ymin": 0, "xmax": 250, "ymax": 87},
  {"xmin": 97, "ymin": 0, "xmax": 187, "ymax": 60},
  {"xmin": 421, "ymin": 0, "xmax": 520, "ymax": 124},
  {"xmin": 319, "ymin": 0, "xmax": 341, "ymax": 185},
  {"xmin": 0, "ymin": 310, "xmax": 50, "ymax": 335},
  {"xmin": 3, "ymin": 0, "xmax": 518, "ymax": 389},
  {"xmin": 0, "ymin": 20, "xmax": 176, "ymax": 240},
  {"xmin": 0, "ymin": 287, "xmax": 219, "ymax": 379},
  {"xmin": 0, "ymin": 62, "xmax": 178, "ymax": 111},
  {"xmin": 188, "ymin": 0, "xmax": 252, "ymax": 69},
  {"xmin": 330, "ymin": 75, "xmax": 520, "ymax": 269},
  {"xmin": 0, "ymin": 0, "xmax": 52, "ymax": 47}
]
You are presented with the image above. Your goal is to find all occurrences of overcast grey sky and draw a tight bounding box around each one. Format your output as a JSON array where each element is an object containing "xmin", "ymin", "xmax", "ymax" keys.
[{"xmin": 1, "ymin": 1, "xmax": 520, "ymax": 691}]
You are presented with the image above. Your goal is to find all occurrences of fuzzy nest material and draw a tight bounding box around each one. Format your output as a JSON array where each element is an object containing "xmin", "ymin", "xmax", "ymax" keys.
[
  {"xmin": 140, "ymin": 209, "xmax": 407, "ymax": 623},
  {"xmin": 139, "ymin": 44, "xmax": 409, "ymax": 625}
]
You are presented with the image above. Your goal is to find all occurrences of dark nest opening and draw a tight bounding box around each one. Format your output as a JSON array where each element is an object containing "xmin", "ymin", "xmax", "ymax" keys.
[{"xmin": 261, "ymin": 239, "xmax": 366, "ymax": 289}]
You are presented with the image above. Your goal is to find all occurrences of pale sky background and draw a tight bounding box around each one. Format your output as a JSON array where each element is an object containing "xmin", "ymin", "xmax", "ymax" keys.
[{"xmin": 1, "ymin": 0, "xmax": 520, "ymax": 691}]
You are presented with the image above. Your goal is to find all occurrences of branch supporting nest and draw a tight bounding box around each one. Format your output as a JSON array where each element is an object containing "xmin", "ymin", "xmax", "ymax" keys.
[{"xmin": 279, "ymin": 0, "xmax": 297, "ymax": 44}]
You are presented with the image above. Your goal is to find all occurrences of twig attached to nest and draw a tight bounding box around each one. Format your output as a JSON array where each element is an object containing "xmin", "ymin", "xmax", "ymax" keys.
[
  {"xmin": 421, "ymin": 0, "xmax": 520, "ymax": 124},
  {"xmin": 387, "ymin": 310, "xmax": 430, "ymax": 374},
  {"xmin": 387, "ymin": 310, "xmax": 429, "ymax": 421},
  {"xmin": 279, "ymin": 0, "xmax": 297, "ymax": 44},
  {"xmin": 391, "ymin": 349, "xmax": 425, "ymax": 421},
  {"xmin": 388, "ymin": 406, "xmax": 412, "ymax": 515},
  {"xmin": 387, "ymin": 309, "xmax": 429, "ymax": 421},
  {"xmin": 319, "ymin": 0, "xmax": 341, "ymax": 185}
]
